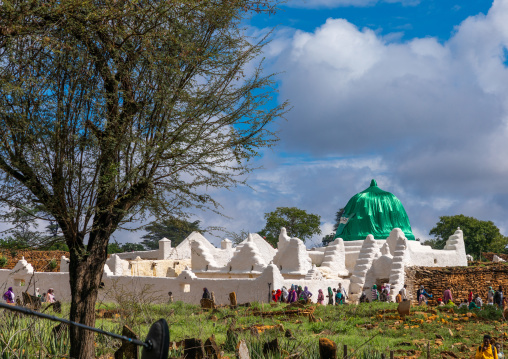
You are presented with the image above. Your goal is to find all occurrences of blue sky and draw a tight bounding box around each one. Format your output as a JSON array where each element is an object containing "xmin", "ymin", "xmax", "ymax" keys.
[
  {"xmin": 252, "ymin": 0, "xmax": 491, "ymax": 43},
  {"xmin": 118, "ymin": 0, "xmax": 508, "ymax": 248}
]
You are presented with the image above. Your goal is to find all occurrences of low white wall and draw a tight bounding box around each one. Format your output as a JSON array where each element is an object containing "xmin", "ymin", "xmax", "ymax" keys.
[{"xmin": 1, "ymin": 264, "xmax": 349, "ymax": 305}]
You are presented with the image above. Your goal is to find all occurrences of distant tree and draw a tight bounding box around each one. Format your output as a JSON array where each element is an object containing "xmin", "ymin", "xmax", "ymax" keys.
[
  {"xmin": 107, "ymin": 241, "xmax": 123, "ymax": 254},
  {"xmin": 224, "ymin": 229, "xmax": 250, "ymax": 245},
  {"xmin": 0, "ymin": 208, "xmax": 65, "ymax": 250},
  {"xmin": 260, "ymin": 207, "xmax": 321, "ymax": 245},
  {"xmin": 428, "ymin": 214, "xmax": 508, "ymax": 257},
  {"xmin": 423, "ymin": 238, "xmax": 447, "ymax": 250},
  {"xmin": 321, "ymin": 208, "xmax": 344, "ymax": 246},
  {"xmin": 120, "ymin": 243, "xmax": 145, "ymax": 252},
  {"xmin": 141, "ymin": 218, "xmax": 202, "ymax": 250}
]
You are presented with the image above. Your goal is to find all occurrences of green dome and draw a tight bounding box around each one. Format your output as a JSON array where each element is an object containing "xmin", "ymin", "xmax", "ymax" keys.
[{"xmin": 334, "ymin": 179, "xmax": 415, "ymax": 241}]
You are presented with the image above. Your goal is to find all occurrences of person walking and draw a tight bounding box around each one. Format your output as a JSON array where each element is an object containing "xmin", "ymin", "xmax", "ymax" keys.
[
  {"xmin": 300, "ymin": 286, "xmax": 312, "ymax": 303},
  {"xmin": 494, "ymin": 286, "xmax": 504, "ymax": 310},
  {"xmin": 327, "ymin": 287, "xmax": 334, "ymax": 305},
  {"xmin": 371, "ymin": 285, "xmax": 379, "ymax": 302},
  {"xmin": 337, "ymin": 283, "xmax": 348, "ymax": 303},
  {"xmin": 317, "ymin": 289, "xmax": 325, "ymax": 305},
  {"xmin": 202, "ymin": 288, "xmax": 211, "ymax": 300},
  {"xmin": 417, "ymin": 285, "xmax": 432, "ymax": 305},
  {"xmin": 475, "ymin": 334, "xmax": 498, "ymax": 359},
  {"xmin": 475, "ymin": 294, "xmax": 483, "ymax": 308},
  {"xmin": 282, "ymin": 286, "xmax": 289, "ymax": 303},
  {"xmin": 45, "ymin": 288, "xmax": 56, "ymax": 303},
  {"xmin": 443, "ymin": 287, "xmax": 453, "ymax": 304},
  {"xmin": 487, "ymin": 287, "xmax": 495, "ymax": 305},
  {"xmin": 401, "ymin": 284, "xmax": 408, "ymax": 301},
  {"xmin": 395, "ymin": 290, "xmax": 402, "ymax": 303},
  {"xmin": 2, "ymin": 287, "xmax": 14, "ymax": 304},
  {"xmin": 335, "ymin": 289, "xmax": 344, "ymax": 305}
]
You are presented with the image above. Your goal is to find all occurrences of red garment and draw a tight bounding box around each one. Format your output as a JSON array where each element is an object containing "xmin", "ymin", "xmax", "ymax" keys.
[
  {"xmin": 468, "ymin": 291, "xmax": 473, "ymax": 303},
  {"xmin": 275, "ymin": 289, "xmax": 282, "ymax": 302}
]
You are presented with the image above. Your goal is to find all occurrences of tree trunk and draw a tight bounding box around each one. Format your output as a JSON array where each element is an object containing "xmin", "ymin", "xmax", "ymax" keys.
[{"xmin": 68, "ymin": 238, "xmax": 108, "ymax": 359}]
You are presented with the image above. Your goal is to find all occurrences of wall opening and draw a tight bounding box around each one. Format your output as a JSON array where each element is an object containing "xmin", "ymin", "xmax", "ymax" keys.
[
  {"xmin": 180, "ymin": 283, "xmax": 190, "ymax": 293},
  {"xmin": 434, "ymin": 259, "xmax": 437, "ymax": 264},
  {"xmin": 14, "ymin": 279, "xmax": 25, "ymax": 287}
]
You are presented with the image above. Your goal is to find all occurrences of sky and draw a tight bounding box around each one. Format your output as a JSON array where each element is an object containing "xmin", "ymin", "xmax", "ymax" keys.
[{"xmin": 119, "ymin": 0, "xmax": 508, "ymax": 247}]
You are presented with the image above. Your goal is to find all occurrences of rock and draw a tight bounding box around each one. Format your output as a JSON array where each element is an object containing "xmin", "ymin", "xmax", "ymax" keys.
[
  {"xmin": 229, "ymin": 292, "xmax": 237, "ymax": 306},
  {"xmin": 397, "ymin": 301, "xmax": 411, "ymax": 318},
  {"xmin": 319, "ymin": 338, "xmax": 337, "ymax": 359},
  {"xmin": 436, "ymin": 334, "xmax": 444, "ymax": 340},
  {"xmin": 285, "ymin": 329, "xmax": 294, "ymax": 338},
  {"xmin": 114, "ymin": 325, "xmax": 139, "ymax": 359},
  {"xmin": 200, "ymin": 298, "xmax": 215, "ymax": 309},
  {"xmin": 184, "ymin": 338, "xmax": 204, "ymax": 359},
  {"xmin": 236, "ymin": 339, "xmax": 250, "ymax": 359},
  {"xmin": 204, "ymin": 335, "xmax": 221, "ymax": 359},
  {"xmin": 263, "ymin": 338, "xmax": 279, "ymax": 355}
]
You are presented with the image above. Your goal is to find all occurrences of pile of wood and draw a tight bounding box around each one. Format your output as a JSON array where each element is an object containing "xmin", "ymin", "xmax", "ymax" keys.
[
  {"xmin": 405, "ymin": 265, "xmax": 508, "ymax": 304},
  {"xmin": 0, "ymin": 250, "xmax": 68, "ymax": 272},
  {"xmin": 482, "ymin": 252, "xmax": 508, "ymax": 262}
]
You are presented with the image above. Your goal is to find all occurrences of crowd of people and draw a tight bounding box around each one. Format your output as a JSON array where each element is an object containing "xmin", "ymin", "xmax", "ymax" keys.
[
  {"xmin": 2, "ymin": 287, "xmax": 57, "ymax": 304},
  {"xmin": 268, "ymin": 284, "xmax": 350, "ymax": 305},
  {"xmin": 265, "ymin": 283, "xmax": 508, "ymax": 314}
]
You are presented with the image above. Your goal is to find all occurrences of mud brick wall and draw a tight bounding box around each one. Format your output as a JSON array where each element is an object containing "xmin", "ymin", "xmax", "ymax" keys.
[
  {"xmin": 0, "ymin": 250, "xmax": 69, "ymax": 272},
  {"xmin": 405, "ymin": 263, "xmax": 508, "ymax": 305}
]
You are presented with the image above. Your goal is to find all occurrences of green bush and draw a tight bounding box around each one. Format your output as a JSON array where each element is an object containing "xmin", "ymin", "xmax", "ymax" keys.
[
  {"xmin": 48, "ymin": 259, "xmax": 58, "ymax": 271},
  {"xmin": 0, "ymin": 256, "xmax": 7, "ymax": 267}
]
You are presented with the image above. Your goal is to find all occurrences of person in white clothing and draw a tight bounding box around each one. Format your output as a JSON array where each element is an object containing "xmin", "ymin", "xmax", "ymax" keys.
[
  {"xmin": 337, "ymin": 283, "xmax": 348, "ymax": 302},
  {"xmin": 401, "ymin": 284, "xmax": 408, "ymax": 301}
]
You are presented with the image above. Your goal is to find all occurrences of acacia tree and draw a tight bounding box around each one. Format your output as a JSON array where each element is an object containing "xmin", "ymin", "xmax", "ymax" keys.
[
  {"xmin": 141, "ymin": 217, "xmax": 202, "ymax": 249},
  {"xmin": 260, "ymin": 207, "xmax": 321, "ymax": 244},
  {"xmin": 0, "ymin": 0, "xmax": 286, "ymax": 357}
]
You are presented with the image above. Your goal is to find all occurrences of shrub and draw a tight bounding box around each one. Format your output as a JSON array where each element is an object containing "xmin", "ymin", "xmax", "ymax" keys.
[
  {"xmin": 48, "ymin": 259, "xmax": 58, "ymax": 271},
  {"xmin": 0, "ymin": 256, "xmax": 7, "ymax": 268}
]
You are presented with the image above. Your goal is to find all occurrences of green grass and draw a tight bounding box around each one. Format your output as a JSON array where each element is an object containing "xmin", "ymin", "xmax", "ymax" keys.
[{"xmin": 0, "ymin": 301, "xmax": 505, "ymax": 358}]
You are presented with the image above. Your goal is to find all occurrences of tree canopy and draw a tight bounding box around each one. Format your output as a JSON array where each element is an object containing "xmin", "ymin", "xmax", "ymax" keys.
[
  {"xmin": 427, "ymin": 214, "xmax": 508, "ymax": 256},
  {"xmin": 0, "ymin": 0, "xmax": 285, "ymax": 356},
  {"xmin": 259, "ymin": 207, "xmax": 321, "ymax": 245},
  {"xmin": 141, "ymin": 217, "xmax": 202, "ymax": 249}
]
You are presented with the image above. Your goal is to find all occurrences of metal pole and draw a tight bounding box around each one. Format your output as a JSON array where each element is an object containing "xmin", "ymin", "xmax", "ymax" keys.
[{"xmin": 0, "ymin": 302, "xmax": 149, "ymax": 348}]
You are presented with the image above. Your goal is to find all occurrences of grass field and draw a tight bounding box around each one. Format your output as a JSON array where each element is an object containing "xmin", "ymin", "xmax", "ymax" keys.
[{"xmin": 0, "ymin": 300, "xmax": 505, "ymax": 358}]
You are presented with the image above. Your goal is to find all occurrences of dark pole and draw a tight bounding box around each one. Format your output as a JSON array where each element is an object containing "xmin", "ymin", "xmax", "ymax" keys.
[
  {"xmin": 0, "ymin": 302, "xmax": 149, "ymax": 349},
  {"xmin": 268, "ymin": 282, "xmax": 272, "ymax": 303}
]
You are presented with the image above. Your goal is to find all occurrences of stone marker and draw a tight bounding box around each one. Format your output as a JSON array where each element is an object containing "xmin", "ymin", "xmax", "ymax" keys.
[
  {"xmin": 184, "ymin": 338, "xmax": 205, "ymax": 359},
  {"xmin": 319, "ymin": 338, "xmax": 337, "ymax": 359},
  {"xmin": 229, "ymin": 292, "xmax": 237, "ymax": 307},
  {"xmin": 236, "ymin": 339, "xmax": 250, "ymax": 359},
  {"xmin": 114, "ymin": 325, "xmax": 139, "ymax": 359},
  {"xmin": 263, "ymin": 338, "xmax": 279, "ymax": 355},
  {"xmin": 397, "ymin": 300, "xmax": 411, "ymax": 318},
  {"xmin": 200, "ymin": 298, "xmax": 215, "ymax": 309},
  {"xmin": 204, "ymin": 335, "xmax": 221, "ymax": 359}
]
